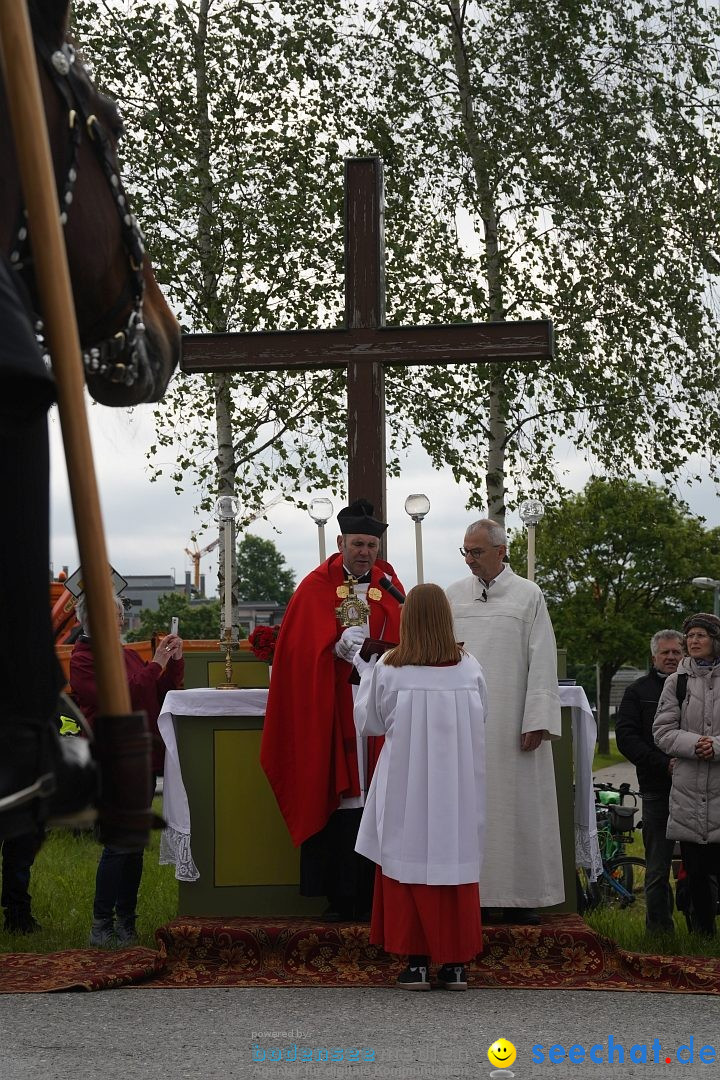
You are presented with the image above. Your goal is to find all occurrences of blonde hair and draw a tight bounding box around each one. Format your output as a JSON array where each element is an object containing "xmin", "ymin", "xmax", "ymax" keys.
[{"xmin": 383, "ymin": 583, "xmax": 463, "ymax": 667}]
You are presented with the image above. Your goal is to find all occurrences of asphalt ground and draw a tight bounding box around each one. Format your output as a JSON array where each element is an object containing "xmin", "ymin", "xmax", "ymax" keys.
[
  {"xmin": 592, "ymin": 759, "xmax": 637, "ymax": 791},
  {"xmin": 6, "ymin": 757, "xmax": 712, "ymax": 1080},
  {"xmin": 3, "ymin": 985, "xmax": 719, "ymax": 1080}
]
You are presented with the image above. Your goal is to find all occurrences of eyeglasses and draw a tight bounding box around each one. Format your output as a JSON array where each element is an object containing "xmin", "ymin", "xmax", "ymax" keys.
[
  {"xmin": 460, "ymin": 546, "xmax": 498, "ymax": 559},
  {"xmin": 478, "ymin": 587, "xmax": 488, "ymax": 603}
]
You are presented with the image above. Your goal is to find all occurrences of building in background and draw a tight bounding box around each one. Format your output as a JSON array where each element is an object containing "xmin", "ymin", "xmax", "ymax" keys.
[
  {"xmin": 122, "ymin": 574, "xmax": 180, "ymax": 632},
  {"xmin": 122, "ymin": 574, "xmax": 285, "ymax": 635}
]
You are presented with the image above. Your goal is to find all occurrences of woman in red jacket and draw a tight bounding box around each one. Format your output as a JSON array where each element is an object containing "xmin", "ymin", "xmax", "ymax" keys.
[{"xmin": 70, "ymin": 594, "xmax": 183, "ymax": 946}]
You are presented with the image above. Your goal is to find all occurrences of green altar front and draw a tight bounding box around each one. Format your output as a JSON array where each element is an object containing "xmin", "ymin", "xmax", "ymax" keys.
[
  {"xmin": 175, "ymin": 710, "xmax": 324, "ymax": 917},
  {"xmin": 171, "ymin": 647, "xmax": 579, "ymax": 917}
]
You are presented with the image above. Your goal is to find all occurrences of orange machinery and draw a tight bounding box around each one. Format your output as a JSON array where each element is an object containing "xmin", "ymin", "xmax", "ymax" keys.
[{"xmin": 50, "ymin": 573, "xmax": 152, "ymax": 689}]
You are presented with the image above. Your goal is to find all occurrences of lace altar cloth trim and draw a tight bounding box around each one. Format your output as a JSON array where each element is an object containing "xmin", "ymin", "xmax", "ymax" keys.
[
  {"xmin": 575, "ymin": 824, "xmax": 604, "ymax": 881},
  {"xmin": 159, "ymin": 827, "xmax": 199, "ymax": 882}
]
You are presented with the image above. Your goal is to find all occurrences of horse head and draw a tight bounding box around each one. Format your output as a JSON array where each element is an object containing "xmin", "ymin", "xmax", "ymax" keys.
[{"xmin": 0, "ymin": 0, "xmax": 181, "ymax": 406}]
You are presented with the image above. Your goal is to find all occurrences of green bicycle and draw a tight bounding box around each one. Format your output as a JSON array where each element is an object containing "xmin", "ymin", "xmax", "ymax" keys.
[{"xmin": 577, "ymin": 782, "xmax": 646, "ymax": 911}]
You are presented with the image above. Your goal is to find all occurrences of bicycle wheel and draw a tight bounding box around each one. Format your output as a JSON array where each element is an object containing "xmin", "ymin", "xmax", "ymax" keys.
[{"xmin": 597, "ymin": 856, "xmax": 647, "ymax": 910}]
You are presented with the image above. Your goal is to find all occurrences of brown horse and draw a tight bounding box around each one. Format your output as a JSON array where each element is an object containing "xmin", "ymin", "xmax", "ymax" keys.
[{"xmin": 0, "ymin": 0, "xmax": 180, "ymax": 406}]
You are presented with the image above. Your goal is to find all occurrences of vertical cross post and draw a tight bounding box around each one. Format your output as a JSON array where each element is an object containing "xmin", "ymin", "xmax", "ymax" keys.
[{"xmin": 345, "ymin": 158, "xmax": 387, "ymax": 533}]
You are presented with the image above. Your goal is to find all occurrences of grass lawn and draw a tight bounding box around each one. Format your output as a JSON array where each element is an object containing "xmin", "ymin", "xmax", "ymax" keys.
[
  {"xmin": 0, "ymin": 799, "xmax": 178, "ymax": 954},
  {"xmin": 585, "ymin": 906, "xmax": 720, "ymax": 958},
  {"xmin": 583, "ymin": 829, "xmax": 720, "ymax": 957},
  {"xmin": 3, "ymin": 809, "xmax": 719, "ymax": 964}
]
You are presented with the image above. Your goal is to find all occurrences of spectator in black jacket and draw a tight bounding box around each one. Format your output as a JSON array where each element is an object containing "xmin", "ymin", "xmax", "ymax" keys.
[{"xmin": 616, "ymin": 629, "xmax": 683, "ymax": 934}]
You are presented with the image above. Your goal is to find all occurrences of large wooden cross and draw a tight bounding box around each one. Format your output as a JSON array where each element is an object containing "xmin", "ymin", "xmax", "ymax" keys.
[{"xmin": 181, "ymin": 157, "xmax": 554, "ymax": 525}]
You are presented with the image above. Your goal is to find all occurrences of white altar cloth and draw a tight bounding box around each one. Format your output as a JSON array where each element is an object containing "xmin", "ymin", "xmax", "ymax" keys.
[
  {"xmin": 157, "ymin": 688, "xmax": 268, "ymax": 882},
  {"xmin": 561, "ymin": 685, "xmax": 603, "ymax": 880},
  {"xmin": 157, "ymin": 684, "xmax": 601, "ymax": 885}
]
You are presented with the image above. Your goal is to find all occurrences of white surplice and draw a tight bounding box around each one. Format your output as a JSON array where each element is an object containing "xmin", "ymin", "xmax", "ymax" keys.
[
  {"xmin": 353, "ymin": 653, "xmax": 487, "ymax": 885},
  {"xmin": 446, "ymin": 567, "xmax": 564, "ymax": 907}
]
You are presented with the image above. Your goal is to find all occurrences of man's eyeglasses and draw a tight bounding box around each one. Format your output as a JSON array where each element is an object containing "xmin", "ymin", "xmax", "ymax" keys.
[{"xmin": 460, "ymin": 547, "xmax": 490, "ymax": 559}]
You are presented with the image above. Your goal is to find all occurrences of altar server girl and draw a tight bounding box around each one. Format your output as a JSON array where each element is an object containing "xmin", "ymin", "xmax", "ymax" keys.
[{"xmin": 353, "ymin": 583, "xmax": 486, "ymax": 991}]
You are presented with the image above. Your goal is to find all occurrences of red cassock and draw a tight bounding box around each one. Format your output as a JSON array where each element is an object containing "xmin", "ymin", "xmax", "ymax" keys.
[{"xmin": 260, "ymin": 552, "xmax": 404, "ymax": 846}]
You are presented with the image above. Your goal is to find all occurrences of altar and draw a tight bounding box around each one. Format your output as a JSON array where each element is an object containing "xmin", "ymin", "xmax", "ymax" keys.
[
  {"xmin": 157, "ymin": 688, "xmax": 325, "ymax": 916},
  {"xmin": 158, "ymin": 685, "xmax": 600, "ymax": 917}
]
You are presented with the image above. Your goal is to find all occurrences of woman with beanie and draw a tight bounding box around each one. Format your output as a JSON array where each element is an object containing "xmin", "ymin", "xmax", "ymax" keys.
[
  {"xmin": 653, "ymin": 612, "xmax": 720, "ymax": 936},
  {"xmin": 353, "ymin": 583, "xmax": 486, "ymax": 991}
]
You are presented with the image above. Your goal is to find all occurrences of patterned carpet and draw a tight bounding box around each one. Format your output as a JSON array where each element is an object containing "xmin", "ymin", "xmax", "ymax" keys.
[
  {"xmin": 0, "ymin": 944, "xmax": 164, "ymax": 992},
  {"xmin": 2, "ymin": 915, "xmax": 720, "ymax": 993}
]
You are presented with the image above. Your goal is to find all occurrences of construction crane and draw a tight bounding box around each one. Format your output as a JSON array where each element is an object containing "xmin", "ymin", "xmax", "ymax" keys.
[
  {"xmin": 184, "ymin": 538, "xmax": 220, "ymax": 591},
  {"xmin": 184, "ymin": 496, "xmax": 284, "ymax": 593}
]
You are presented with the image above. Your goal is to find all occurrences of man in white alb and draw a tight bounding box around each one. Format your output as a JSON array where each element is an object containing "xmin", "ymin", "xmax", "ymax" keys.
[{"xmin": 446, "ymin": 519, "xmax": 563, "ymax": 924}]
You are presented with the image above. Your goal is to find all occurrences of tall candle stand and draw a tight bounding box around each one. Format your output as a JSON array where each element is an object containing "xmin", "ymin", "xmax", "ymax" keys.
[
  {"xmin": 214, "ymin": 492, "xmax": 240, "ymax": 688},
  {"xmin": 216, "ymin": 626, "xmax": 239, "ymax": 689}
]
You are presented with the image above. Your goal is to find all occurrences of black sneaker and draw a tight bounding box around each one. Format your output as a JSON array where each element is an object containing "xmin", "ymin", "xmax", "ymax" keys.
[
  {"xmin": 396, "ymin": 963, "xmax": 431, "ymax": 991},
  {"xmin": 437, "ymin": 963, "xmax": 468, "ymax": 990}
]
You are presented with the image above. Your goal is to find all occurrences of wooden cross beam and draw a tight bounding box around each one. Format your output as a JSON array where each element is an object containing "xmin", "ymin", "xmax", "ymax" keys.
[{"xmin": 181, "ymin": 157, "xmax": 554, "ymax": 526}]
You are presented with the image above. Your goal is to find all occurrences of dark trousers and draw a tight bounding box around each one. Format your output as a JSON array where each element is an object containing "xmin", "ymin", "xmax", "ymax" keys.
[
  {"xmin": 0, "ymin": 410, "xmax": 62, "ymax": 721},
  {"xmin": 641, "ymin": 795, "xmax": 675, "ymax": 931},
  {"xmin": 92, "ymin": 846, "xmax": 144, "ymax": 923},
  {"xmin": 1, "ymin": 832, "xmax": 41, "ymax": 916},
  {"xmin": 300, "ymin": 808, "xmax": 374, "ymax": 917},
  {"xmin": 679, "ymin": 841, "xmax": 720, "ymax": 936}
]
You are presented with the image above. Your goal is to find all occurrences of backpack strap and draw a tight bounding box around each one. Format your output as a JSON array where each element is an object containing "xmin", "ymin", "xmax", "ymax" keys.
[{"xmin": 676, "ymin": 673, "xmax": 688, "ymax": 708}]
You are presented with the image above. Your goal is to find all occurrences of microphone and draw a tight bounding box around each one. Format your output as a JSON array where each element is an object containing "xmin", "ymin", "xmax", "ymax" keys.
[{"xmin": 379, "ymin": 576, "xmax": 405, "ymax": 605}]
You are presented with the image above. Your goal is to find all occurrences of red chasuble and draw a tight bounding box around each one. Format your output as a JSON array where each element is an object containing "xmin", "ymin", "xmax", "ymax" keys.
[{"xmin": 260, "ymin": 552, "xmax": 404, "ymax": 846}]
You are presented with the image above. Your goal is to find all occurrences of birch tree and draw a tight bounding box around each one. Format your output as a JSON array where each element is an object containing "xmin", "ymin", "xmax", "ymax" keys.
[
  {"xmin": 352, "ymin": 0, "xmax": 720, "ymax": 524},
  {"xmin": 72, "ymin": 0, "xmax": 720, "ymax": 536}
]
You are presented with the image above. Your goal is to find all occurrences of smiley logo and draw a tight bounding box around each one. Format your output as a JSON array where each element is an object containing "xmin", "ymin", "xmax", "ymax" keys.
[{"xmin": 488, "ymin": 1039, "xmax": 517, "ymax": 1069}]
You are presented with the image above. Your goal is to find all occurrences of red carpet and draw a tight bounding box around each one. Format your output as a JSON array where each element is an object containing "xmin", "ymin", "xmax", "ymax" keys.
[
  {"xmin": 2, "ymin": 916, "xmax": 720, "ymax": 993},
  {"xmin": 0, "ymin": 945, "xmax": 164, "ymax": 992}
]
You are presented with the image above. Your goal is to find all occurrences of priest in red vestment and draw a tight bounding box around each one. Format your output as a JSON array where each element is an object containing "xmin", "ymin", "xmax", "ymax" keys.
[{"xmin": 261, "ymin": 499, "xmax": 404, "ymax": 919}]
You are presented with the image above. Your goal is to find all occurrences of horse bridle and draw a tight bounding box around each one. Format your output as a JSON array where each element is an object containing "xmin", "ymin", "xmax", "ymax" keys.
[{"xmin": 9, "ymin": 40, "xmax": 147, "ymax": 389}]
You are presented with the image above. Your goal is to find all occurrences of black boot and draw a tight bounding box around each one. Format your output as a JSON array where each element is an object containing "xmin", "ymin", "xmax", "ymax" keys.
[{"xmin": 4, "ymin": 906, "xmax": 41, "ymax": 934}]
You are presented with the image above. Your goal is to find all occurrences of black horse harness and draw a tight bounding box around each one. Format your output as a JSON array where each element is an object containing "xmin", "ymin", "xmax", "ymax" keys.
[{"xmin": 9, "ymin": 39, "xmax": 147, "ymax": 389}]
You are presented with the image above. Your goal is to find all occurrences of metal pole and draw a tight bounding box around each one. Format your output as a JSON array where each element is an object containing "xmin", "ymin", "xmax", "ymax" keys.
[
  {"xmin": 527, "ymin": 524, "xmax": 536, "ymax": 582},
  {"xmin": 415, "ymin": 520, "xmax": 424, "ymax": 584},
  {"xmin": 595, "ymin": 661, "xmax": 601, "ymax": 728},
  {"xmin": 318, "ymin": 524, "xmax": 327, "ymax": 563}
]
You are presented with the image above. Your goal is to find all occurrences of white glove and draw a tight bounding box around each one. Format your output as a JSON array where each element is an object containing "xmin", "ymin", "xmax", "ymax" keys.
[
  {"xmin": 334, "ymin": 625, "xmax": 366, "ymax": 663},
  {"xmin": 353, "ymin": 650, "xmax": 378, "ymax": 675}
]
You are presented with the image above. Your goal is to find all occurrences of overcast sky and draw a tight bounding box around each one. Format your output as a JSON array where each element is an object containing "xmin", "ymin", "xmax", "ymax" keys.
[{"xmin": 48, "ymin": 393, "xmax": 720, "ymax": 598}]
